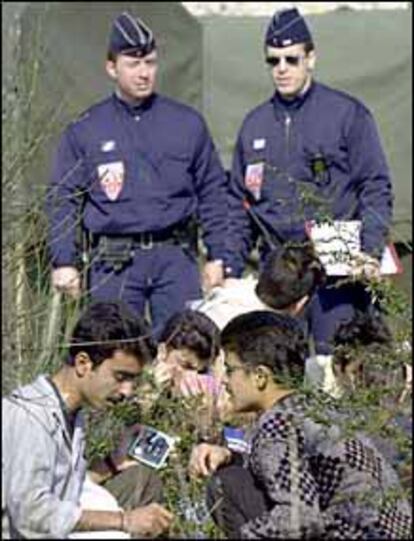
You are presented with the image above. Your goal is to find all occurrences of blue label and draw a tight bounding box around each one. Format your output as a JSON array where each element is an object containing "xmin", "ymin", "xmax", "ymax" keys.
[{"xmin": 223, "ymin": 426, "xmax": 245, "ymax": 441}]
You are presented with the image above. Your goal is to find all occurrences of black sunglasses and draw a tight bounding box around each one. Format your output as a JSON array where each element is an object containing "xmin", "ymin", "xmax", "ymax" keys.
[{"xmin": 266, "ymin": 55, "xmax": 306, "ymax": 68}]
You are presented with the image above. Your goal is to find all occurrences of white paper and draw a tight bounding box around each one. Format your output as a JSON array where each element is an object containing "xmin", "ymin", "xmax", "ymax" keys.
[{"xmin": 307, "ymin": 220, "xmax": 401, "ymax": 276}]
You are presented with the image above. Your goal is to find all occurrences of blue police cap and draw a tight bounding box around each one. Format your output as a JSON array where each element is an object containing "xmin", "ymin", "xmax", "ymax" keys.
[
  {"xmin": 265, "ymin": 8, "xmax": 313, "ymax": 48},
  {"xmin": 108, "ymin": 12, "xmax": 156, "ymax": 57}
]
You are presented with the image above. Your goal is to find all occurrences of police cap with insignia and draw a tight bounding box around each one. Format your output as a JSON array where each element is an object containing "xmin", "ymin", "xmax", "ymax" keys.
[
  {"xmin": 108, "ymin": 12, "xmax": 156, "ymax": 58},
  {"xmin": 265, "ymin": 7, "xmax": 313, "ymax": 49}
]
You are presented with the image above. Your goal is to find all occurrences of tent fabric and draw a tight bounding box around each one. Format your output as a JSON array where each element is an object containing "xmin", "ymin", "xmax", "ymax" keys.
[
  {"xmin": 3, "ymin": 2, "xmax": 203, "ymax": 206},
  {"xmin": 202, "ymin": 10, "xmax": 412, "ymax": 241},
  {"xmin": 14, "ymin": 2, "xmax": 203, "ymax": 110},
  {"xmin": 3, "ymin": 5, "xmax": 411, "ymax": 242}
]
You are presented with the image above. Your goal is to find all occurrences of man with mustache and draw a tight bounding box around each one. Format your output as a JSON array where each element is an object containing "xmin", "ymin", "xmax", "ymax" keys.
[{"xmin": 2, "ymin": 301, "xmax": 174, "ymax": 538}]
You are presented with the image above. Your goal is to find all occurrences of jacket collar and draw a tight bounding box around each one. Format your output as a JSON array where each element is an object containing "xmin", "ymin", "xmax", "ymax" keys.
[
  {"xmin": 272, "ymin": 80, "xmax": 315, "ymax": 114},
  {"xmin": 28, "ymin": 375, "xmax": 83, "ymax": 448},
  {"xmin": 113, "ymin": 91, "xmax": 157, "ymax": 116}
]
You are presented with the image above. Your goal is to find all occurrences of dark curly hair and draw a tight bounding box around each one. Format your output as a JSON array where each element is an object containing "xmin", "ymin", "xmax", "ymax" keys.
[
  {"xmin": 334, "ymin": 310, "xmax": 392, "ymax": 348},
  {"xmin": 256, "ymin": 242, "xmax": 326, "ymax": 310},
  {"xmin": 68, "ymin": 301, "xmax": 157, "ymax": 367},
  {"xmin": 159, "ymin": 309, "xmax": 220, "ymax": 363},
  {"xmin": 221, "ymin": 311, "xmax": 307, "ymax": 386},
  {"xmin": 333, "ymin": 309, "xmax": 393, "ymax": 375}
]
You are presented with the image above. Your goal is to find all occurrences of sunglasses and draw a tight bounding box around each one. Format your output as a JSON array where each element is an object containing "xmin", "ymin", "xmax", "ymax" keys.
[{"xmin": 265, "ymin": 55, "xmax": 306, "ymax": 68}]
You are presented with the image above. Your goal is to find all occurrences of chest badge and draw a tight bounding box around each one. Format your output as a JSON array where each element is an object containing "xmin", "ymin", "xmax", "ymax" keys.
[
  {"xmin": 310, "ymin": 153, "xmax": 331, "ymax": 186},
  {"xmin": 253, "ymin": 138, "xmax": 266, "ymax": 150},
  {"xmin": 97, "ymin": 161, "xmax": 125, "ymax": 201},
  {"xmin": 101, "ymin": 140, "xmax": 116, "ymax": 152},
  {"xmin": 245, "ymin": 162, "xmax": 265, "ymax": 201}
]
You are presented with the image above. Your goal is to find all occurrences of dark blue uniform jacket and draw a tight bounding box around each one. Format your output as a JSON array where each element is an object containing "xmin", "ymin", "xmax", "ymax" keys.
[
  {"xmin": 46, "ymin": 93, "xmax": 228, "ymax": 267},
  {"xmin": 227, "ymin": 81, "xmax": 393, "ymax": 277}
]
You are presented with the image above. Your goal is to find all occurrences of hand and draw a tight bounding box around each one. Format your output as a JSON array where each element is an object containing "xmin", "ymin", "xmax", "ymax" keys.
[
  {"xmin": 188, "ymin": 443, "xmax": 232, "ymax": 478},
  {"xmin": 175, "ymin": 371, "xmax": 204, "ymax": 398},
  {"xmin": 351, "ymin": 253, "xmax": 381, "ymax": 281},
  {"xmin": 124, "ymin": 503, "xmax": 174, "ymax": 537},
  {"xmin": 175, "ymin": 371, "xmax": 219, "ymax": 398},
  {"xmin": 152, "ymin": 360, "xmax": 174, "ymax": 389},
  {"xmin": 52, "ymin": 266, "xmax": 81, "ymax": 298},
  {"xmin": 202, "ymin": 261, "xmax": 224, "ymax": 292}
]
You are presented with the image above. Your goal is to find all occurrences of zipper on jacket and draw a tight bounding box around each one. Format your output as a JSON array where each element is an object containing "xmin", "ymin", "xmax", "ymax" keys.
[
  {"xmin": 284, "ymin": 113, "xmax": 291, "ymax": 162},
  {"xmin": 284, "ymin": 112, "xmax": 295, "ymax": 188},
  {"xmin": 283, "ymin": 111, "xmax": 299, "ymax": 228}
]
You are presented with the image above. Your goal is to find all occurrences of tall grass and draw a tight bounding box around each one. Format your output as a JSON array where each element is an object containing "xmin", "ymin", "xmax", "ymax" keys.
[{"xmin": 2, "ymin": 6, "xmax": 75, "ymax": 392}]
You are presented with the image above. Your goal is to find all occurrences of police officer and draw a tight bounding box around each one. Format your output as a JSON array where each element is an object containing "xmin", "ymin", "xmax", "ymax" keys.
[
  {"xmin": 46, "ymin": 12, "xmax": 228, "ymax": 334},
  {"xmin": 226, "ymin": 8, "xmax": 393, "ymax": 356}
]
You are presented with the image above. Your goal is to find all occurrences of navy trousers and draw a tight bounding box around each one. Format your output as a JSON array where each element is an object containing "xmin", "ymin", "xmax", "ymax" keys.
[
  {"xmin": 308, "ymin": 279, "xmax": 372, "ymax": 355},
  {"xmin": 89, "ymin": 244, "xmax": 202, "ymax": 337}
]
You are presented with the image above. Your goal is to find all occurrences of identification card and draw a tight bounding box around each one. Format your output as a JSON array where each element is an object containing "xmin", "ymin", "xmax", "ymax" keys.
[
  {"xmin": 97, "ymin": 161, "xmax": 125, "ymax": 201},
  {"xmin": 128, "ymin": 425, "xmax": 178, "ymax": 470},
  {"xmin": 245, "ymin": 162, "xmax": 264, "ymax": 201}
]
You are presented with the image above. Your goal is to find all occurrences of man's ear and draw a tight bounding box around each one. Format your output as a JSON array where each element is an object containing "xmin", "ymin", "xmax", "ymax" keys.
[
  {"xmin": 307, "ymin": 50, "xmax": 316, "ymax": 72},
  {"xmin": 254, "ymin": 365, "xmax": 271, "ymax": 391},
  {"xmin": 73, "ymin": 352, "xmax": 93, "ymax": 378},
  {"xmin": 105, "ymin": 59, "xmax": 117, "ymax": 80}
]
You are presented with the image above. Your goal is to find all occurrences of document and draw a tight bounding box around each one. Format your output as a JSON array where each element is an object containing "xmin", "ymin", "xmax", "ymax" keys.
[{"xmin": 306, "ymin": 220, "xmax": 402, "ymax": 276}]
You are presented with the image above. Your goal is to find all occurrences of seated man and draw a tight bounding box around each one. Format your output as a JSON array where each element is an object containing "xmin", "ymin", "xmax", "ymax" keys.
[
  {"xmin": 154, "ymin": 309, "xmax": 222, "ymax": 400},
  {"xmin": 188, "ymin": 311, "xmax": 412, "ymax": 539},
  {"xmin": 198, "ymin": 243, "xmax": 335, "ymax": 395},
  {"xmin": 255, "ymin": 243, "xmax": 343, "ymax": 395},
  {"xmin": 255, "ymin": 241, "xmax": 326, "ymax": 317},
  {"xmin": 2, "ymin": 301, "xmax": 174, "ymax": 539},
  {"xmin": 333, "ymin": 309, "xmax": 409, "ymax": 398},
  {"xmin": 140, "ymin": 309, "xmax": 232, "ymax": 442},
  {"xmin": 332, "ymin": 309, "xmax": 412, "ymax": 489},
  {"xmin": 194, "ymin": 242, "xmax": 325, "ymax": 327}
]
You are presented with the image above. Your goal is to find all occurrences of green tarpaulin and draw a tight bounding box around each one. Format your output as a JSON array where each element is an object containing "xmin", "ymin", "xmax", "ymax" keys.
[
  {"xmin": 202, "ymin": 10, "xmax": 412, "ymax": 242},
  {"xmin": 3, "ymin": 4, "xmax": 412, "ymax": 296},
  {"xmin": 3, "ymin": 4, "xmax": 411, "ymax": 240}
]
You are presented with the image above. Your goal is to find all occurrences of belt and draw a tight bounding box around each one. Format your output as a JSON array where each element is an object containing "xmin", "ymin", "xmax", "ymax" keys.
[
  {"xmin": 92, "ymin": 227, "xmax": 184, "ymax": 251},
  {"xmin": 130, "ymin": 231, "xmax": 179, "ymax": 250}
]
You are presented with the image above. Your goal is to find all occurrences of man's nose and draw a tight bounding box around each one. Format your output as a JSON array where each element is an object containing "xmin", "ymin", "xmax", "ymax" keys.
[
  {"xmin": 119, "ymin": 380, "xmax": 135, "ymax": 398},
  {"xmin": 138, "ymin": 66, "xmax": 150, "ymax": 78},
  {"xmin": 277, "ymin": 58, "xmax": 288, "ymax": 72}
]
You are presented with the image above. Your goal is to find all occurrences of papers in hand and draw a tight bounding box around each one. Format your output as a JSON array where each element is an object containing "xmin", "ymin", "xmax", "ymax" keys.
[{"xmin": 306, "ymin": 220, "xmax": 402, "ymax": 276}]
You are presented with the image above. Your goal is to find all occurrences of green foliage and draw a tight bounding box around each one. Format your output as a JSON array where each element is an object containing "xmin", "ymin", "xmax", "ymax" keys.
[
  {"xmin": 2, "ymin": 5, "xmax": 77, "ymax": 394},
  {"xmin": 365, "ymin": 276, "xmax": 412, "ymax": 321},
  {"xmin": 2, "ymin": 8, "xmax": 412, "ymax": 537},
  {"xmin": 84, "ymin": 371, "xmax": 225, "ymax": 538}
]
